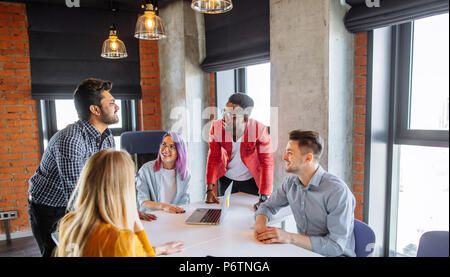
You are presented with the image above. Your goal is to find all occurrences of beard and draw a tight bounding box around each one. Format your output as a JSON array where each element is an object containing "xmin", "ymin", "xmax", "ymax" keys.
[
  {"xmin": 285, "ymin": 163, "xmax": 300, "ymax": 174},
  {"xmin": 101, "ymin": 109, "xmax": 119, "ymax": 125}
]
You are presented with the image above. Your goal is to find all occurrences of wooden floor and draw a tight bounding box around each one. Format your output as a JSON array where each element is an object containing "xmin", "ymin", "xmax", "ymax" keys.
[{"xmin": 0, "ymin": 236, "xmax": 41, "ymax": 257}]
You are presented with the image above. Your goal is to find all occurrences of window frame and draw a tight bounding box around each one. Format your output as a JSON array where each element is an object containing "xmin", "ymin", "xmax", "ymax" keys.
[
  {"xmin": 388, "ymin": 16, "xmax": 449, "ymax": 256},
  {"xmin": 394, "ymin": 22, "xmax": 449, "ymax": 147},
  {"xmin": 234, "ymin": 67, "xmax": 247, "ymax": 93},
  {"xmin": 37, "ymin": 99, "xmax": 137, "ymax": 156},
  {"xmin": 365, "ymin": 14, "xmax": 449, "ymax": 257},
  {"xmin": 215, "ymin": 63, "xmax": 271, "ymax": 131}
]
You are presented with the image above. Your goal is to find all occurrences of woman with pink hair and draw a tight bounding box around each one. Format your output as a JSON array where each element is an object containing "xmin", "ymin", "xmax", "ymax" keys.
[{"xmin": 136, "ymin": 131, "xmax": 190, "ymax": 217}]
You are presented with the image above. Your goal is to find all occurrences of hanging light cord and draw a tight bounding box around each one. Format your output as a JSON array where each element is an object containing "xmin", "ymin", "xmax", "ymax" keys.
[{"xmin": 111, "ymin": 0, "xmax": 116, "ymax": 27}]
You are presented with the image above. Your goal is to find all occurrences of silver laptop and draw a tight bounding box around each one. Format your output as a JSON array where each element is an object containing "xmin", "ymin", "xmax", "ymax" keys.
[{"xmin": 185, "ymin": 183, "xmax": 233, "ymax": 225}]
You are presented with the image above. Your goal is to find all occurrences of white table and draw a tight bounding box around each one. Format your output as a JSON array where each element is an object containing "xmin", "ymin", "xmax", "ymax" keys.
[{"xmin": 143, "ymin": 192, "xmax": 322, "ymax": 257}]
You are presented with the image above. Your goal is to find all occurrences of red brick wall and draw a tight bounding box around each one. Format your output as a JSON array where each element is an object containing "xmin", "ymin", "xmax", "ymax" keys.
[
  {"xmin": 209, "ymin": 72, "xmax": 217, "ymax": 123},
  {"xmin": 138, "ymin": 40, "xmax": 161, "ymax": 131},
  {"xmin": 1, "ymin": 4, "xmax": 212, "ymax": 235},
  {"xmin": 353, "ymin": 32, "xmax": 368, "ymax": 221},
  {"xmin": 0, "ymin": 2, "xmax": 39, "ymax": 235}
]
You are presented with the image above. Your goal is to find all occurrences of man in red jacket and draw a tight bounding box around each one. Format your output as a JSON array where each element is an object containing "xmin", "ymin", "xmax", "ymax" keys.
[{"xmin": 205, "ymin": 93, "xmax": 274, "ymax": 211}]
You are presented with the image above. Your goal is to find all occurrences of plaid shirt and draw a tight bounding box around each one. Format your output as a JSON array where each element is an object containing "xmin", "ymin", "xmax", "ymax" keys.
[{"xmin": 28, "ymin": 120, "xmax": 115, "ymax": 207}]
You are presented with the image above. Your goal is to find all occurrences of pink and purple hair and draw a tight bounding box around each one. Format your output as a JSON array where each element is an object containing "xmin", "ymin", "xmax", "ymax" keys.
[{"xmin": 154, "ymin": 131, "xmax": 189, "ymax": 181}]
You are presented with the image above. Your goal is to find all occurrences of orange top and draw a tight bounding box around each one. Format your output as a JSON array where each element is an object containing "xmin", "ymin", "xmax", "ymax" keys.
[
  {"xmin": 77, "ymin": 223, "xmax": 156, "ymax": 257},
  {"xmin": 83, "ymin": 223, "xmax": 156, "ymax": 257}
]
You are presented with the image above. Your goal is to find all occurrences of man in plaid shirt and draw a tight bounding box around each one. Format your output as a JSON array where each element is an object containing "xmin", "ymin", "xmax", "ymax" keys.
[{"xmin": 27, "ymin": 78, "xmax": 119, "ymax": 257}]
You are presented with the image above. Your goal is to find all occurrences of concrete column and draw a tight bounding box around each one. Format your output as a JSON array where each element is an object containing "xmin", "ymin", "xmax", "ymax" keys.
[
  {"xmin": 270, "ymin": 0, "xmax": 354, "ymax": 187},
  {"xmin": 328, "ymin": 0, "xmax": 354, "ymax": 189},
  {"xmin": 158, "ymin": 0, "xmax": 211, "ymax": 202}
]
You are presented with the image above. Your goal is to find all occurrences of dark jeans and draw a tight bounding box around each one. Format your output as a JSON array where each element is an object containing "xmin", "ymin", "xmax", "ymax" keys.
[
  {"xmin": 217, "ymin": 175, "xmax": 259, "ymax": 196},
  {"xmin": 28, "ymin": 200, "xmax": 66, "ymax": 257}
]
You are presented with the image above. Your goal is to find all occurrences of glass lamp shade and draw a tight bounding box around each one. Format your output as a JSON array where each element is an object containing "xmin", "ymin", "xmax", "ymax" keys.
[
  {"xmin": 101, "ymin": 29, "xmax": 127, "ymax": 59},
  {"xmin": 134, "ymin": 9, "xmax": 167, "ymax": 40},
  {"xmin": 191, "ymin": 0, "xmax": 233, "ymax": 14}
]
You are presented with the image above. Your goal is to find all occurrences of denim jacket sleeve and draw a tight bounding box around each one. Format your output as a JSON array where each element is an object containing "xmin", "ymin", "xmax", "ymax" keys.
[{"xmin": 136, "ymin": 163, "xmax": 155, "ymax": 212}]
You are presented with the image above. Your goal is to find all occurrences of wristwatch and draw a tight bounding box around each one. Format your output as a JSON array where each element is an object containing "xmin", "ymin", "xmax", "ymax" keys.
[{"xmin": 259, "ymin": 194, "xmax": 268, "ymax": 202}]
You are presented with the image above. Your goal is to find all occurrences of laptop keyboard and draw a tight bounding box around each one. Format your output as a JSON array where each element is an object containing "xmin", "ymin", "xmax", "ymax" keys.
[{"xmin": 200, "ymin": 209, "xmax": 222, "ymax": 223}]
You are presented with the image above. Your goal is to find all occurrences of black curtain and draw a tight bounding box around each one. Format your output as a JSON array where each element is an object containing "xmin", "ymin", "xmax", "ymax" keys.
[
  {"xmin": 26, "ymin": 3, "xmax": 142, "ymax": 100},
  {"xmin": 201, "ymin": 0, "xmax": 270, "ymax": 73},
  {"xmin": 344, "ymin": 0, "xmax": 449, "ymax": 33}
]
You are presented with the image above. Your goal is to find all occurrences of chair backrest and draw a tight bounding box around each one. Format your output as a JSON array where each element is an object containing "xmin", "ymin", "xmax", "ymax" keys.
[
  {"xmin": 120, "ymin": 130, "xmax": 167, "ymax": 169},
  {"xmin": 51, "ymin": 231, "xmax": 59, "ymax": 246},
  {"xmin": 354, "ymin": 219, "xmax": 376, "ymax": 257},
  {"xmin": 416, "ymin": 231, "xmax": 449, "ymax": 257}
]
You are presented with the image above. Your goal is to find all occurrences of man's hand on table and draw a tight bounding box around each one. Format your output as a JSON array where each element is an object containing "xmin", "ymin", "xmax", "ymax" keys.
[
  {"xmin": 256, "ymin": 226, "xmax": 292, "ymax": 244},
  {"xmin": 254, "ymin": 214, "xmax": 291, "ymax": 245}
]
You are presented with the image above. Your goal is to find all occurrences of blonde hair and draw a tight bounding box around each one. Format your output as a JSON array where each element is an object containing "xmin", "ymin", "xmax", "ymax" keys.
[{"xmin": 55, "ymin": 149, "xmax": 137, "ymax": 257}]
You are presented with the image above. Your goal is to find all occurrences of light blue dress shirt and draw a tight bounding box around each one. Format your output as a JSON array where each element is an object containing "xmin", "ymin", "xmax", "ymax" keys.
[
  {"xmin": 136, "ymin": 160, "xmax": 191, "ymax": 213},
  {"xmin": 256, "ymin": 166, "xmax": 356, "ymax": 257}
]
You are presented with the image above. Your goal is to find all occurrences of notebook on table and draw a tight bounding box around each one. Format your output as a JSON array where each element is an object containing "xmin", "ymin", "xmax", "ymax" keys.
[{"xmin": 185, "ymin": 183, "xmax": 233, "ymax": 225}]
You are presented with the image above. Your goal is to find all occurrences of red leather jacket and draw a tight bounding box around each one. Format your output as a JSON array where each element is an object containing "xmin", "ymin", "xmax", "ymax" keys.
[{"xmin": 205, "ymin": 119, "xmax": 274, "ymax": 196}]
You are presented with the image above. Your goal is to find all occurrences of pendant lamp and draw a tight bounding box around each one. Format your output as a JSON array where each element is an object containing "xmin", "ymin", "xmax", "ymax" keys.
[
  {"xmin": 191, "ymin": 0, "xmax": 233, "ymax": 14},
  {"xmin": 134, "ymin": 1, "xmax": 167, "ymax": 40},
  {"xmin": 101, "ymin": 24, "xmax": 128, "ymax": 59}
]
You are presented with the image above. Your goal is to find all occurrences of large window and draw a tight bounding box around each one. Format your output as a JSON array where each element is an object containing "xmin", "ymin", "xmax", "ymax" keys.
[
  {"xmin": 393, "ymin": 145, "xmax": 449, "ymax": 256},
  {"xmin": 389, "ymin": 13, "xmax": 449, "ymax": 257},
  {"xmin": 54, "ymin": 100, "xmax": 125, "ymax": 147},
  {"xmin": 409, "ymin": 15, "xmax": 449, "ymax": 131},
  {"xmin": 38, "ymin": 99, "xmax": 136, "ymax": 153},
  {"xmin": 215, "ymin": 63, "xmax": 271, "ymax": 127},
  {"xmin": 247, "ymin": 63, "xmax": 271, "ymax": 127}
]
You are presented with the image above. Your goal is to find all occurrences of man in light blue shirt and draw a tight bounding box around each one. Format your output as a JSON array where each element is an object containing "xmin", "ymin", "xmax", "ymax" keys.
[{"xmin": 254, "ymin": 130, "xmax": 356, "ymax": 257}]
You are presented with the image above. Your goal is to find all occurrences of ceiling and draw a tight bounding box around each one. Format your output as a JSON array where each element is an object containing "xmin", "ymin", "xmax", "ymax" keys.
[{"xmin": 2, "ymin": 0, "xmax": 176, "ymax": 12}]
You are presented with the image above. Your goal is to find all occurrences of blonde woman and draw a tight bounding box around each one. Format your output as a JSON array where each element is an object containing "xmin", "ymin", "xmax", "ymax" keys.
[{"xmin": 55, "ymin": 149, "xmax": 183, "ymax": 257}]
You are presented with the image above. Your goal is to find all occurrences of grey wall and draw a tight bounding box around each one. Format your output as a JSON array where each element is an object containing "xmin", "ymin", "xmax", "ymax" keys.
[
  {"xmin": 270, "ymin": 0, "xmax": 329, "ymax": 186},
  {"xmin": 157, "ymin": 0, "xmax": 355, "ymax": 200},
  {"xmin": 328, "ymin": 0, "xmax": 354, "ymax": 187},
  {"xmin": 159, "ymin": 0, "xmax": 210, "ymax": 203},
  {"xmin": 270, "ymin": 0, "xmax": 354, "ymax": 188}
]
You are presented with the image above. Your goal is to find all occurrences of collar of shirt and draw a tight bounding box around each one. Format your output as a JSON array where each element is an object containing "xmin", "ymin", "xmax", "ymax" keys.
[
  {"xmin": 79, "ymin": 120, "xmax": 112, "ymax": 140},
  {"xmin": 295, "ymin": 165, "xmax": 326, "ymax": 190}
]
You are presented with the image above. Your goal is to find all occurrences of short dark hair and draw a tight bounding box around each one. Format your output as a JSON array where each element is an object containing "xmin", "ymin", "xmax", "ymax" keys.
[
  {"xmin": 288, "ymin": 130, "xmax": 324, "ymax": 161},
  {"xmin": 227, "ymin": 92, "xmax": 254, "ymax": 116},
  {"xmin": 73, "ymin": 78, "xmax": 112, "ymax": 121}
]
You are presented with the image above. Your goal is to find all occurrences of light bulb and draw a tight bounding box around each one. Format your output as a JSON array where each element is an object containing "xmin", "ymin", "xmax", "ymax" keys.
[
  {"xmin": 135, "ymin": 5, "xmax": 167, "ymax": 40},
  {"xmin": 146, "ymin": 18, "xmax": 154, "ymax": 28},
  {"xmin": 111, "ymin": 41, "xmax": 118, "ymax": 50}
]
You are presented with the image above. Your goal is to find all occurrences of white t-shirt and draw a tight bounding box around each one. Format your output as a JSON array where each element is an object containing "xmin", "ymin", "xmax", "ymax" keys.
[
  {"xmin": 224, "ymin": 136, "xmax": 253, "ymax": 181},
  {"xmin": 159, "ymin": 168, "xmax": 177, "ymax": 203}
]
